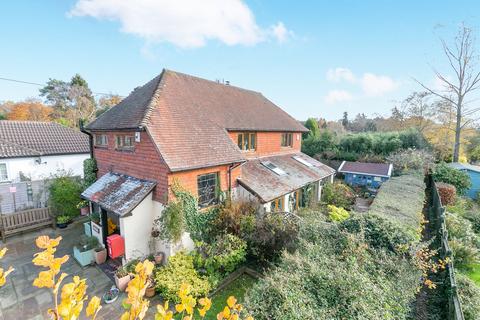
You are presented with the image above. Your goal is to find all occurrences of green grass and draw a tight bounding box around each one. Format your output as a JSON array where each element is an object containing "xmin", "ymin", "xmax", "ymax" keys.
[
  {"xmin": 174, "ymin": 273, "xmax": 257, "ymax": 319},
  {"xmin": 465, "ymin": 263, "xmax": 480, "ymax": 286}
]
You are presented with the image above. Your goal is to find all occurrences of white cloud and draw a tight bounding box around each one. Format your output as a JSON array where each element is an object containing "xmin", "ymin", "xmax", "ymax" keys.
[
  {"xmin": 361, "ymin": 73, "xmax": 399, "ymax": 96},
  {"xmin": 69, "ymin": 0, "xmax": 290, "ymax": 48},
  {"xmin": 326, "ymin": 68, "xmax": 356, "ymax": 83},
  {"xmin": 271, "ymin": 22, "xmax": 293, "ymax": 43},
  {"xmin": 324, "ymin": 90, "xmax": 353, "ymax": 104}
]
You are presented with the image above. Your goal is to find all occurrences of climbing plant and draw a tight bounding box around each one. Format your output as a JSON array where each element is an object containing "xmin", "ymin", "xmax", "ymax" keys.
[{"xmin": 83, "ymin": 158, "xmax": 97, "ymax": 188}]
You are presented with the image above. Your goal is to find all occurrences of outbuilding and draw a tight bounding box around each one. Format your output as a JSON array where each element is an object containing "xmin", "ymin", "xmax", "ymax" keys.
[
  {"xmin": 338, "ymin": 161, "xmax": 393, "ymax": 189},
  {"xmin": 448, "ymin": 162, "xmax": 480, "ymax": 199}
]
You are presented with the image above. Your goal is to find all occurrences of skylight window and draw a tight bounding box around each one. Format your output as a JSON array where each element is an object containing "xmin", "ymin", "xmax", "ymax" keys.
[
  {"xmin": 262, "ymin": 161, "xmax": 287, "ymax": 176},
  {"xmin": 293, "ymin": 156, "xmax": 314, "ymax": 167}
]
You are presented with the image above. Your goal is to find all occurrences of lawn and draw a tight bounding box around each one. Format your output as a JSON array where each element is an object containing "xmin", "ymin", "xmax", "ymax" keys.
[
  {"xmin": 174, "ymin": 273, "xmax": 257, "ymax": 319},
  {"xmin": 465, "ymin": 263, "xmax": 480, "ymax": 286}
]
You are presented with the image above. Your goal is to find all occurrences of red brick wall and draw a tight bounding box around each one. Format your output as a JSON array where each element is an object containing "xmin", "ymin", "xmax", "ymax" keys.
[
  {"xmin": 228, "ymin": 131, "xmax": 302, "ymax": 158},
  {"xmin": 92, "ymin": 130, "xmax": 169, "ymax": 203},
  {"xmin": 168, "ymin": 164, "xmax": 241, "ymax": 200}
]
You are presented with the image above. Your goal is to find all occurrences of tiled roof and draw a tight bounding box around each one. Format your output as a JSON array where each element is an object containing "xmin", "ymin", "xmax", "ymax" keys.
[
  {"xmin": 82, "ymin": 172, "xmax": 156, "ymax": 216},
  {"xmin": 238, "ymin": 153, "xmax": 335, "ymax": 203},
  {"xmin": 0, "ymin": 121, "xmax": 90, "ymax": 158},
  {"xmin": 338, "ymin": 161, "xmax": 393, "ymax": 177},
  {"xmin": 87, "ymin": 69, "xmax": 307, "ymax": 171}
]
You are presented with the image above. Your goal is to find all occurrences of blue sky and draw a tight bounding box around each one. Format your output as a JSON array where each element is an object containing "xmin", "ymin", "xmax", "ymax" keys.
[{"xmin": 0, "ymin": 0, "xmax": 479, "ymax": 120}]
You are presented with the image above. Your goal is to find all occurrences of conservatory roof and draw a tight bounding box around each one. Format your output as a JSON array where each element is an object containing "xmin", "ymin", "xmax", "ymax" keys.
[
  {"xmin": 237, "ymin": 153, "xmax": 335, "ymax": 203},
  {"xmin": 82, "ymin": 172, "xmax": 156, "ymax": 216}
]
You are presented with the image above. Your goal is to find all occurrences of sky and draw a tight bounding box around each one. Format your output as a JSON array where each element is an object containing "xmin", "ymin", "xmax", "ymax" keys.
[{"xmin": 0, "ymin": 0, "xmax": 479, "ymax": 121}]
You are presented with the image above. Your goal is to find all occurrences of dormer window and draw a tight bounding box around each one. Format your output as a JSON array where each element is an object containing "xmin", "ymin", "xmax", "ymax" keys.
[
  {"xmin": 115, "ymin": 135, "xmax": 135, "ymax": 151},
  {"xmin": 94, "ymin": 134, "xmax": 108, "ymax": 147},
  {"xmin": 237, "ymin": 132, "xmax": 256, "ymax": 151},
  {"xmin": 281, "ymin": 133, "xmax": 293, "ymax": 147}
]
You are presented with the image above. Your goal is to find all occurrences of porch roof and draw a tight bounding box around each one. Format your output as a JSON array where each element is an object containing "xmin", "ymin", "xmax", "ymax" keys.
[
  {"xmin": 82, "ymin": 172, "xmax": 156, "ymax": 216},
  {"xmin": 237, "ymin": 153, "xmax": 335, "ymax": 203}
]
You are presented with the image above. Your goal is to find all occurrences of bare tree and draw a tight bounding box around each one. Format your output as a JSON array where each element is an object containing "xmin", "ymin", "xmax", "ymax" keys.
[{"xmin": 417, "ymin": 24, "xmax": 480, "ymax": 162}]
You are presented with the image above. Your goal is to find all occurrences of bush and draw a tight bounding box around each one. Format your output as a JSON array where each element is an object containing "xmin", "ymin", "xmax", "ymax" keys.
[
  {"xmin": 436, "ymin": 182, "xmax": 457, "ymax": 206},
  {"xmin": 48, "ymin": 171, "xmax": 83, "ymax": 218},
  {"xmin": 432, "ymin": 163, "xmax": 471, "ymax": 195},
  {"xmin": 446, "ymin": 213, "xmax": 480, "ymax": 270},
  {"xmin": 386, "ymin": 148, "xmax": 434, "ymax": 175},
  {"xmin": 194, "ymin": 233, "xmax": 247, "ymax": 277},
  {"xmin": 340, "ymin": 213, "xmax": 416, "ymax": 252},
  {"xmin": 457, "ymin": 273, "xmax": 480, "ymax": 320},
  {"xmin": 327, "ymin": 205, "xmax": 349, "ymax": 222},
  {"xmin": 242, "ymin": 213, "xmax": 299, "ymax": 263},
  {"xmin": 155, "ymin": 199, "xmax": 184, "ymax": 242},
  {"xmin": 321, "ymin": 182, "xmax": 355, "ymax": 209},
  {"xmin": 244, "ymin": 214, "xmax": 420, "ymax": 320},
  {"xmin": 215, "ymin": 201, "xmax": 258, "ymax": 236},
  {"xmin": 154, "ymin": 252, "xmax": 211, "ymax": 302},
  {"xmin": 83, "ymin": 158, "xmax": 97, "ymax": 187}
]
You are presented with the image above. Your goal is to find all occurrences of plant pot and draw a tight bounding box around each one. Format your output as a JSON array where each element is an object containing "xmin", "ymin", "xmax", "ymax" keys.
[
  {"xmin": 145, "ymin": 285, "xmax": 156, "ymax": 298},
  {"xmin": 114, "ymin": 274, "xmax": 131, "ymax": 292},
  {"xmin": 154, "ymin": 252, "xmax": 165, "ymax": 265},
  {"xmin": 57, "ymin": 222, "xmax": 68, "ymax": 229},
  {"xmin": 95, "ymin": 248, "xmax": 107, "ymax": 264},
  {"xmin": 80, "ymin": 206, "xmax": 90, "ymax": 216}
]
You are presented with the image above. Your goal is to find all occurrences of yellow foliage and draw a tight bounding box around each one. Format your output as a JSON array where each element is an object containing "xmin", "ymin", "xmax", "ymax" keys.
[
  {"xmin": 121, "ymin": 260, "xmax": 154, "ymax": 320},
  {"xmin": 0, "ymin": 247, "xmax": 14, "ymax": 287},
  {"xmin": 86, "ymin": 296, "xmax": 102, "ymax": 319}
]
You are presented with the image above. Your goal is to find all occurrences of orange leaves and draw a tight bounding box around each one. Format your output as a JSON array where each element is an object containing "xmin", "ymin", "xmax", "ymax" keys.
[
  {"xmin": 36, "ymin": 235, "xmax": 62, "ymax": 250},
  {"xmin": 0, "ymin": 247, "xmax": 14, "ymax": 287},
  {"xmin": 33, "ymin": 236, "xmax": 68, "ymax": 290},
  {"xmin": 6, "ymin": 100, "xmax": 53, "ymax": 122},
  {"xmin": 216, "ymin": 296, "xmax": 245, "ymax": 320}
]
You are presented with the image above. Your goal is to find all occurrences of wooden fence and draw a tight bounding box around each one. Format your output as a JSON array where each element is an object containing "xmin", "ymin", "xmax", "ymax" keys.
[
  {"xmin": 0, "ymin": 207, "xmax": 55, "ymax": 242},
  {"xmin": 429, "ymin": 175, "xmax": 465, "ymax": 320}
]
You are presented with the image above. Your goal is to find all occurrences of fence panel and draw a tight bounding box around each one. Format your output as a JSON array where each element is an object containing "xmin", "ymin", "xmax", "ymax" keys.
[{"xmin": 0, "ymin": 180, "xmax": 49, "ymax": 214}]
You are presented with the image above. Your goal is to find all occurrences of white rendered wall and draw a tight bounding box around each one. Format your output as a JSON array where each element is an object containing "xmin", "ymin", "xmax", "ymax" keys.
[{"xmin": 2, "ymin": 153, "xmax": 89, "ymax": 182}]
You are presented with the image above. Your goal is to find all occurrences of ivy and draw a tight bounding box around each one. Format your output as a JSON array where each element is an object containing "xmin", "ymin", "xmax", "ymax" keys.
[{"xmin": 83, "ymin": 158, "xmax": 97, "ymax": 187}]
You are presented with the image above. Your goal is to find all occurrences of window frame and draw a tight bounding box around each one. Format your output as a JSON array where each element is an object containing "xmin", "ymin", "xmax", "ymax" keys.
[
  {"xmin": 270, "ymin": 196, "xmax": 284, "ymax": 212},
  {"xmin": 115, "ymin": 135, "xmax": 135, "ymax": 151},
  {"xmin": 94, "ymin": 134, "xmax": 108, "ymax": 147},
  {"xmin": 0, "ymin": 163, "xmax": 8, "ymax": 182},
  {"xmin": 237, "ymin": 132, "xmax": 257, "ymax": 151},
  {"xmin": 197, "ymin": 172, "xmax": 220, "ymax": 208},
  {"xmin": 281, "ymin": 132, "xmax": 293, "ymax": 147}
]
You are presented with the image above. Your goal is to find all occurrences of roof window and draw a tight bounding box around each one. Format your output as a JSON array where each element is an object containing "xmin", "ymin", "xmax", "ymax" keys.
[
  {"xmin": 262, "ymin": 161, "xmax": 287, "ymax": 176},
  {"xmin": 292, "ymin": 156, "xmax": 313, "ymax": 167}
]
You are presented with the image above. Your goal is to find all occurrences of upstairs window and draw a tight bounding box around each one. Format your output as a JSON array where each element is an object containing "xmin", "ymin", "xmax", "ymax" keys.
[
  {"xmin": 281, "ymin": 133, "xmax": 293, "ymax": 147},
  {"xmin": 197, "ymin": 172, "xmax": 220, "ymax": 208},
  {"xmin": 237, "ymin": 132, "xmax": 256, "ymax": 151},
  {"xmin": 94, "ymin": 134, "xmax": 108, "ymax": 147},
  {"xmin": 115, "ymin": 135, "xmax": 135, "ymax": 151}
]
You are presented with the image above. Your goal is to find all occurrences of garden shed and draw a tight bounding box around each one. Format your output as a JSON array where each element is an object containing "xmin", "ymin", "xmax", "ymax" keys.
[
  {"xmin": 448, "ymin": 162, "xmax": 480, "ymax": 199},
  {"xmin": 338, "ymin": 161, "xmax": 393, "ymax": 189}
]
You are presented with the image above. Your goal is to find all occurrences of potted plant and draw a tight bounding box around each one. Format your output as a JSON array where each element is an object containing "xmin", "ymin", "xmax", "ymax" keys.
[
  {"xmin": 94, "ymin": 245, "xmax": 107, "ymax": 264},
  {"xmin": 145, "ymin": 277, "xmax": 156, "ymax": 298},
  {"xmin": 103, "ymin": 286, "xmax": 119, "ymax": 304},
  {"xmin": 154, "ymin": 251, "xmax": 165, "ymax": 265},
  {"xmin": 77, "ymin": 200, "xmax": 90, "ymax": 216},
  {"xmin": 56, "ymin": 215, "xmax": 71, "ymax": 229},
  {"xmin": 73, "ymin": 236, "xmax": 98, "ymax": 267},
  {"xmin": 114, "ymin": 266, "xmax": 131, "ymax": 291}
]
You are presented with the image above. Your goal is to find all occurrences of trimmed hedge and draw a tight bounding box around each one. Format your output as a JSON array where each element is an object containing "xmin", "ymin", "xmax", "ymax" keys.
[{"xmin": 436, "ymin": 182, "xmax": 456, "ymax": 206}]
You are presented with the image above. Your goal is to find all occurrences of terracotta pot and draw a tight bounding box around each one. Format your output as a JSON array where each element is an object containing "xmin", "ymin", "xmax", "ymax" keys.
[
  {"xmin": 114, "ymin": 274, "xmax": 131, "ymax": 292},
  {"xmin": 145, "ymin": 284, "xmax": 156, "ymax": 298},
  {"xmin": 154, "ymin": 252, "xmax": 165, "ymax": 265},
  {"xmin": 80, "ymin": 206, "xmax": 90, "ymax": 216},
  {"xmin": 94, "ymin": 248, "xmax": 107, "ymax": 264}
]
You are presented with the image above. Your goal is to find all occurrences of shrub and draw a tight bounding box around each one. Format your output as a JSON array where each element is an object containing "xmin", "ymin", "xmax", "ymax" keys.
[
  {"xmin": 155, "ymin": 199, "xmax": 184, "ymax": 243},
  {"xmin": 340, "ymin": 213, "xmax": 416, "ymax": 252},
  {"xmin": 386, "ymin": 148, "xmax": 434, "ymax": 175},
  {"xmin": 48, "ymin": 170, "xmax": 83, "ymax": 218},
  {"xmin": 321, "ymin": 182, "xmax": 355, "ymax": 209},
  {"xmin": 446, "ymin": 213, "xmax": 480, "ymax": 270},
  {"xmin": 244, "ymin": 214, "xmax": 420, "ymax": 320},
  {"xmin": 194, "ymin": 233, "xmax": 247, "ymax": 277},
  {"xmin": 242, "ymin": 213, "xmax": 299, "ymax": 263},
  {"xmin": 436, "ymin": 182, "xmax": 457, "ymax": 206},
  {"xmin": 432, "ymin": 162, "xmax": 471, "ymax": 195},
  {"xmin": 215, "ymin": 201, "xmax": 258, "ymax": 236},
  {"xmin": 154, "ymin": 252, "xmax": 211, "ymax": 302},
  {"xmin": 450, "ymin": 239, "xmax": 479, "ymax": 269},
  {"xmin": 457, "ymin": 273, "xmax": 480, "ymax": 320},
  {"xmin": 83, "ymin": 158, "xmax": 97, "ymax": 187},
  {"xmin": 327, "ymin": 205, "xmax": 349, "ymax": 222}
]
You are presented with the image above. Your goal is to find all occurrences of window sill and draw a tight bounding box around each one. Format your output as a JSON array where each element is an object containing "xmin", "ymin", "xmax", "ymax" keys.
[
  {"xmin": 115, "ymin": 148, "xmax": 135, "ymax": 153},
  {"xmin": 94, "ymin": 145, "xmax": 108, "ymax": 149}
]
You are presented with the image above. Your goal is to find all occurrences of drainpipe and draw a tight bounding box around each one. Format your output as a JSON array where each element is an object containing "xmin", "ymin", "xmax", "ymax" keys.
[
  {"xmin": 79, "ymin": 119, "xmax": 94, "ymax": 159},
  {"xmin": 227, "ymin": 162, "xmax": 245, "ymax": 200}
]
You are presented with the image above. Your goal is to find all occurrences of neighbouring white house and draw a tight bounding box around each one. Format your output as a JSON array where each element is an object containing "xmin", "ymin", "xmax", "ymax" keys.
[{"xmin": 0, "ymin": 120, "xmax": 90, "ymax": 182}]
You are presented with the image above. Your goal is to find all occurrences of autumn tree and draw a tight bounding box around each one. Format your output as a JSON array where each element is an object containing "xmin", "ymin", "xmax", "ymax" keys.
[
  {"xmin": 6, "ymin": 99, "xmax": 52, "ymax": 121},
  {"xmin": 417, "ymin": 24, "xmax": 480, "ymax": 162},
  {"xmin": 97, "ymin": 94, "xmax": 122, "ymax": 117}
]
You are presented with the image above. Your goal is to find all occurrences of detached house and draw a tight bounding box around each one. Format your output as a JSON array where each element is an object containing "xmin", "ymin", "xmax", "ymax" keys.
[{"xmin": 82, "ymin": 70, "xmax": 335, "ymax": 260}]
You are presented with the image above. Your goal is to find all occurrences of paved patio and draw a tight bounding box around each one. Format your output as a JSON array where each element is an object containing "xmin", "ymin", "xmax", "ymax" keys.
[{"xmin": 0, "ymin": 221, "xmax": 162, "ymax": 320}]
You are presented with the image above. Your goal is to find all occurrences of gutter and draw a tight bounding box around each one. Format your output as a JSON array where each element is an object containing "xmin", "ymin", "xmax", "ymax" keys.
[{"xmin": 79, "ymin": 119, "xmax": 94, "ymax": 159}]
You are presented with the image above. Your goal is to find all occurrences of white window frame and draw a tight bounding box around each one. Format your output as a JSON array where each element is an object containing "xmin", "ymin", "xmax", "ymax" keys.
[
  {"xmin": 94, "ymin": 134, "xmax": 108, "ymax": 147},
  {"xmin": 0, "ymin": 163, "xmax": 9, "ymax": 182}
]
